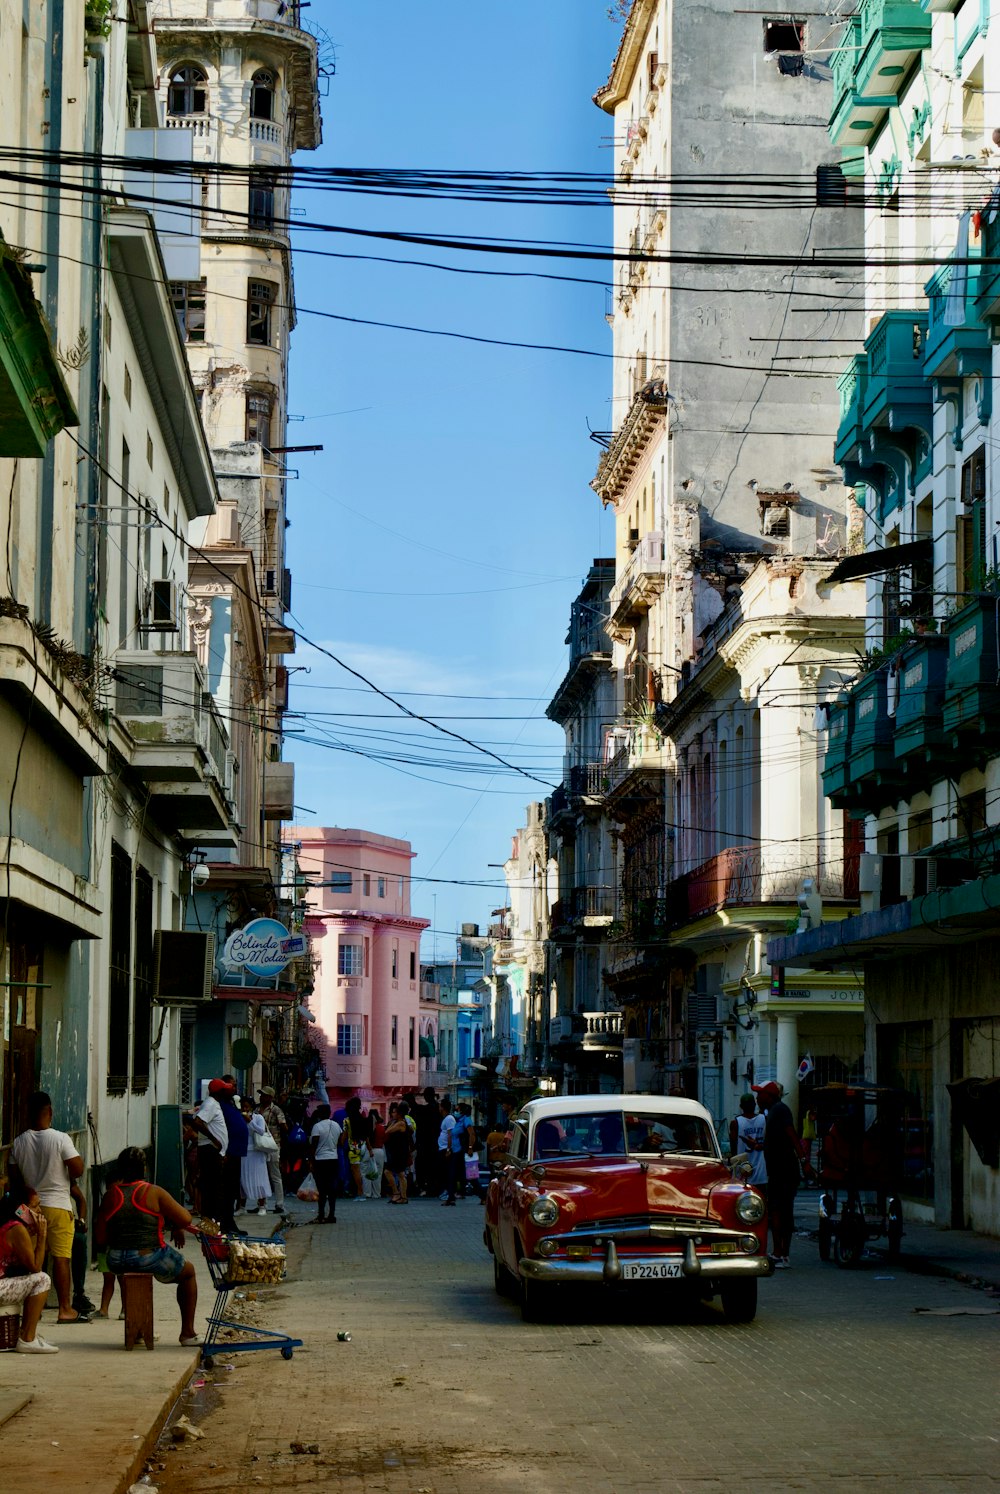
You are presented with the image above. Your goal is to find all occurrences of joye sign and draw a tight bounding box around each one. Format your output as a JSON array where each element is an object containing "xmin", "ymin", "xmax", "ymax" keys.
[{"xmin": 222, "ymin": 917, "xmax": 306, "ymax": 980}]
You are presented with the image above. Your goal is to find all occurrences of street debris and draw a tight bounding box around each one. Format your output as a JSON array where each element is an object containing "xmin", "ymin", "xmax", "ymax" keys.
[
  {"xmin": 913, "ymin": 1306, "xmax": 1000, "ymax": 1316},
  {"xmin": 289, "ymin": 1442, "xmax": 320, "ymax": 1455},
  {"xmin": 171, "ymin": 1415, "xmax": 206, "ymax": 1442}
]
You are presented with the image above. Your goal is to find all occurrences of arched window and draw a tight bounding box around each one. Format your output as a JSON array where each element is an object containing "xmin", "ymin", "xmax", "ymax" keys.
[
  {"xmin": 250, "ymin": 69, "xmax": 276, "ymax": 121},
  {"xmin": 167, "ymin": 65, "xmax": 207, "ymax": 117}
]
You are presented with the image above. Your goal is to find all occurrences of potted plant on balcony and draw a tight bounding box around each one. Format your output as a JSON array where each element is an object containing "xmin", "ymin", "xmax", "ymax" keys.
[{"xmin": 85, "ymin": 0, "xmax": 113, "ymax": 37}]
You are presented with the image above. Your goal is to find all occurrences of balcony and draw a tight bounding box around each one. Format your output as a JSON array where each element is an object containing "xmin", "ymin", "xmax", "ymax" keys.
[
  {"xmin": 894, "ymin": 634, "xmax": 951, "ymax": 776},
  {"xmin": 926, "ymin": 257, "xmax": 991, "ymax": 442},
  {"xmin": 608, "ymin": 531, "xmax": 666, "ymax": 639},
  {"xmin": 549, "ymin": 1010, "xmax": 623, "ymax": 1053},
  {"xmin": 114, "ymin": 650, "xmax": 235, "ymax": 838},
  {"xmin": 547, "ymin": 608, "xmax": 613, "ymax": 725},
  {"xmin": 829, "ymin": 3, "xmax": 932, "ymax": 147},
  {"xmin": 663, "ymin": 845, "xmax": 860, "ymax": 935},
  {"xmin": 603, "ymin": 726, "xmax": 670, "ymax": 819},
  {"xmin": 849, "ymin": 666, "xmax": 905, "ymax": 809},
  {"xmin": 942, "ymin": 596, "xmax": 1000, "ymax": 745},
  {"xmin": 976, "ymin": 205, "xmax": 1000, "ymax": 330},
  {"xmin": 836, "ymin": 312, "xmax": 931, "ymax": 512},
  {"xmin": 591, "ymin": 375, "xmax": 670, "ymax": 506},
  {"xmin": 0, "ymin": 236, "xmax": 78, "ymax": 457},
  {"xmin": 821, "ymin": 695, "xmax": 853, "ymax": 807},
  {"xmin": 263, "ymin": 759, "xmax": 294, "ymax": 820}
]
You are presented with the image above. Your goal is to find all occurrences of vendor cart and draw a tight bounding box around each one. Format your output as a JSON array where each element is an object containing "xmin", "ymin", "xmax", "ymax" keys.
[
  {"xmin": 814, "ymin": 1084, "xmax": 906, "ymax": 1268},
  {"xmin": 198, "ymin": 1230, "xmax": 303, "ymax": 1368}
]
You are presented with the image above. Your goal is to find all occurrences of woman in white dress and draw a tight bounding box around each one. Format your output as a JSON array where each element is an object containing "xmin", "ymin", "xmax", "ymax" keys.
[{"xmin": 240, "ymin": 1100, "xmax": 272, "ymax": 1216}]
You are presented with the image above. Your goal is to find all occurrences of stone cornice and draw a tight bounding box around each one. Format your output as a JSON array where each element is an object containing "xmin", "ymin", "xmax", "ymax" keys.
[
  {"xmin": 593, "ymin": 0, "xmax": 657, "ymax": 113},
  {"xmin": 591, "ymin": 381, "xmax": 669, "ymax": 507}
]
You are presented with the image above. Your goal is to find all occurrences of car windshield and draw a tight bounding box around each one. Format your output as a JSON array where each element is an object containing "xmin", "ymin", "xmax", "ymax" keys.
[{"xmin": 529, "ymin": 1110, "xmax": 716, "ymax": 1160}]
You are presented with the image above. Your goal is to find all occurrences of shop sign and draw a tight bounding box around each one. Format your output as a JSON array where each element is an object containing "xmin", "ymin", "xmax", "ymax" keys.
[
  {"xmin": 222, "ymin": 918, "xmax": 305, "ymax": 979},
  {"xmin": 781, "ymin": 987, "xmax": 862, "ymax": 1003}
]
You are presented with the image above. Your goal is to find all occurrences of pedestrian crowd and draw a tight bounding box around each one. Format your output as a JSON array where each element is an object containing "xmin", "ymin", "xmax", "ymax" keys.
[{"xmin": 0, "ymin": 1080, "xmax": 507, "ymax": 1354}]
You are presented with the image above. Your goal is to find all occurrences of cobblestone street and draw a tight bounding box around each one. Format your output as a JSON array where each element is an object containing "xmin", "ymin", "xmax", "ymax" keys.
[{"xmin": 150, "ymin": 1199, "xmax": 1000, "ymax": 1494}]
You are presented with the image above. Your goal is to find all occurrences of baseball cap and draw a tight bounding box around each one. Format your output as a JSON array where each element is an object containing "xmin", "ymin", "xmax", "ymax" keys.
[
  {"xmin": 751, "ymin": 1082, "xmax": 781, "ymax": 1106},
  {"xmin": 208, "ymin": 1077, "xmax": 235, "ymax": 1098}
]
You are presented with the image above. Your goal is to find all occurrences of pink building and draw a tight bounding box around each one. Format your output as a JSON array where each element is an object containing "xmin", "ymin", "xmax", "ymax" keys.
[{"xmin": 294, "ymin": 827, "xmax": 430, "ymax": 1108}]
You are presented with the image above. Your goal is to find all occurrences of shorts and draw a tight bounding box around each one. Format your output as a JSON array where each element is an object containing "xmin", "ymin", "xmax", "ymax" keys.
[
  {"xmin": 106, "ymin": 1244, "xmax": 187, "ymax": 1285},
  {"xmin": 39, "ymin": 1206, "xmax": 75, "ymax": 1259},
  {"xmin": 0, "ymin": 1271, "xmax": 51, "ymax": 1306}
]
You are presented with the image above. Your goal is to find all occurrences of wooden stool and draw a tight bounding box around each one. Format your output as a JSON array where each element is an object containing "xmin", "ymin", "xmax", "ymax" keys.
[{"xmin": 120, "ymin": 1273, "xmax": 154, "ymax": 1351}]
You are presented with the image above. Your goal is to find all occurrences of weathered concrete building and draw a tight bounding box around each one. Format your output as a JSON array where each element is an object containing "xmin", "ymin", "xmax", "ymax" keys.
[{"xmin": 591, "ymin": 0, "xmax": 865, "ymax": 1127}]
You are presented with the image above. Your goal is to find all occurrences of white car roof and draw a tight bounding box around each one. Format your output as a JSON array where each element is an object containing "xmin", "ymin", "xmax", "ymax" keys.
[{"xmin": 516, "ymin": 1094, "xmax": 714, "ymax": 1126}]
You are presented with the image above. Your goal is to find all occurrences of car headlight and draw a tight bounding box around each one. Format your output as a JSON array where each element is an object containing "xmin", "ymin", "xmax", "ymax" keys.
[
  {"xmin": 529, "ymin": 1195, "xmax": 560, "ymax": 1227},
  {"xmin": 735, "ymin": 1190, "xmax": 766, "ymax": 1224}
]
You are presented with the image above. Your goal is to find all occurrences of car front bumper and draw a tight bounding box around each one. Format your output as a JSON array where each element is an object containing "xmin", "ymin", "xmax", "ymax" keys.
[{"xmin": 520, "ymin": 1238, "xmax": 773, "ymax": 1284}]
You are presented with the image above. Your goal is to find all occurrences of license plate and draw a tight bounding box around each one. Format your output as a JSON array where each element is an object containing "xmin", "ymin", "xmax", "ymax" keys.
[{"xmin": 620, "ymin": 1260, "xmax": 682, "ymax": 1281}]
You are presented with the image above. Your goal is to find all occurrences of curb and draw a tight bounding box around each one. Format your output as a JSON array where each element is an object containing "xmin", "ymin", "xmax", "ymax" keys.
[{"xmin": 112, "ymin": 1351, "xmax": 200, "ymax": 1494}]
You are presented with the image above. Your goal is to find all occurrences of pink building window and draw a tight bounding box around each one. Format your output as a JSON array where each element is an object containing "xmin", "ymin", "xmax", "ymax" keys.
[
  {"xmin": 391, "ymin": 1015, "xmax": 398, "ymax": 1060},
  {"xmin": 337, "ymin": 1015, "xmax": 362, "ymax": 1055},
  {"xmin": 391, "ymin": 944, "xmax": 398, "ymax": 979},
  {"xmin": 338, "ymin": 942, "xmax": 362, "ymax": 976},
  {"xmin": 408, "ymin": 1016, "xmax": 415, "ymax": 1061}
]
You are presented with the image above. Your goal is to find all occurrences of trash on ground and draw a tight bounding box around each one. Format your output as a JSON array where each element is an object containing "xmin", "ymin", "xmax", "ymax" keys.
[
  {"xmin": 337, "ymin": 1330, "xmax": 351, "ymax": 1341},
  {"xmin": 289, "ymin": 1442, "xmax": 319, "ymax": 1455},
  {"xmin": 873, "ymin": 1275, "xmax": 896, "ymax": 1281},
  {"xmin": 171, "ymin": 1415, "xmax": 206, "ymax": 1442},
  {"xmin": 913, "ymin": 1306, "xmax": 1000, "ymax": 1316}
]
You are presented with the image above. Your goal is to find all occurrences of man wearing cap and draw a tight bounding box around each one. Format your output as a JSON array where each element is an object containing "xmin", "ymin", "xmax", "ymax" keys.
[
  {"xmin": 752, "ymin": 1082, "xmax": 812, "ymax": 1268},
  {"xmin": 257, "ymin": 1086, "xmax": 287, "ymax": 1214},
  {"xmin": 184, "ymin": 1079, "xmax": 230, "ymax": 1229}
]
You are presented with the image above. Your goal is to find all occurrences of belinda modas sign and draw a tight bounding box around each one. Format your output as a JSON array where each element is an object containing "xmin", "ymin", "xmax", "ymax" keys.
[{"xmin": 218, "ymin": 917, "xmax": 306, "ymax": 992}]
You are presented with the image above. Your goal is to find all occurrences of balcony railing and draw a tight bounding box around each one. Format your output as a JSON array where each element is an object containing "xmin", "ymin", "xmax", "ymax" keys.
[
  {"xmin": 829, "ymin": 3, "xmax": 932, "ymax": 147},
  {"xmin": 568, "ymin": 761, "xmax": 606, "ymax": 798},
  {"xmin": 572, "ymin": 885, "xmax": 616, "ymax": 920},
  {"xmin": 664, "ymin": 845, "xmax": 859, "ymax": 926},
  {"xmin": 549, "ymin": 1010, "xmax": 623, "ymax": 1049},
  {"xmin": 608, "ymin": 531, "xmax": 666, "ymax": 624},
  {"xmin": 249, "ymin": 119, "xmax": 283, "ymax": 146},
  {"xmin": 568, "ymin": 602, "xmax": 611, "ymax": 661}
]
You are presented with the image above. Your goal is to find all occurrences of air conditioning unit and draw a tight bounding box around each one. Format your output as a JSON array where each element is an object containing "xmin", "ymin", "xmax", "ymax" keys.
[
  {"xmin": 153, "ymin": 930, "xmax": 216, "ymax": 1004},
  {"xmin": 143, "ymin": 579, "xmax": 178, "ymax": 631}
]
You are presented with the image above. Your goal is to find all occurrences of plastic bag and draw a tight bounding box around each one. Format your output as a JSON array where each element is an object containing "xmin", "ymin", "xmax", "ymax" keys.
[
  {"xmin": 465, "ymin": 1155, "xmax": 481, "ymax": 1182},
  {"xmin": 296, "ymin": 1170, "xmax": 319, "ymax": 1202}
]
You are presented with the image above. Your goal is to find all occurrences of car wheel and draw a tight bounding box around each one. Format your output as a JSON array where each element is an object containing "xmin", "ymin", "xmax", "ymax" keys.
[
  {"xmin": 818, "ymin": 1218, "xmax": 832, "ymax": 1262},
  {"xmin": 494, "ymin": 1253, "xmax": 515, "ymax": 1298},
  {"xmin": 834, "ymin": 1213, "xmax": 865, "ymax": 1268},
  {"xmin": 886, "ymin": 1200, "xmax": 903, "ymax": 1263},
  {"xmin": 719, "ymin": 1278, "xmax": 757, "ymax": 1324}
]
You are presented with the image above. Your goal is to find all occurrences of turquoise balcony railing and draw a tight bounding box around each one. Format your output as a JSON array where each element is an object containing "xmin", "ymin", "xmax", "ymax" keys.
[
  {"xmin": 943, "ymin": 596, "xmax": 1000, "ymax": 744},
  {"xmin": 894, "ymin": 635, "xmax": 951, "ymax": 776},
  {"xmin": 862, "ymin": 309, "xmax": 928, "ymax": 427},
  {"xmin": 821, "ymin": 696, "xmax": 854, "ymax": 808},
  {"xmin": 829, "ymin": 2, "xmax": 932, "ymax": 146},
  {"xmin": 835, "ymin": 354, "xmax": 868, "ymax": 467},
  {"xmin": 975, "ymin": 204, "xmax": 1000, "ymax": 326},
  {"xmin": 849, "ymin": 668, "xmax": 905, "ymax": 809}
]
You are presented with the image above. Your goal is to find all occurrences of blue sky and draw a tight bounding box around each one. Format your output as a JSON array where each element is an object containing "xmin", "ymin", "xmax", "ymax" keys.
[{"xmin": 286, "ymin": 3, "xmax": 618, "ymax": 958}]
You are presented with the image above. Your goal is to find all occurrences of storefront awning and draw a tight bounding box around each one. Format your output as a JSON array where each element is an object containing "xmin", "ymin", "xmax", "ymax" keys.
[{"xmin": 823, "ymin": 538, "xmax": 932, "ymax": 585}]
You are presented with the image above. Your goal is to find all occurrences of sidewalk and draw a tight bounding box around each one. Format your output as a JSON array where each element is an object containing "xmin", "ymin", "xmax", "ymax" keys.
[
  {"xmin": 795, "ymin": 1191, "xmax": 1000, "ymax": 1292},
  {"xmin": 0, "ymin": 1226, "xmax": 216, "ymax": 1494}
]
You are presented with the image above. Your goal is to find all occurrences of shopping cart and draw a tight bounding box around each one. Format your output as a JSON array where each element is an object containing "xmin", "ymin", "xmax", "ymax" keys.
[{"xmin": 197, "ymin": 1230, "xmax": 303, "ymax": 1368}]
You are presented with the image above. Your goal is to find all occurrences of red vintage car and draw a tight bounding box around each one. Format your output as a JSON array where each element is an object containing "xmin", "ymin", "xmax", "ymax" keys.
[{"xmin": 484, "ymin": 1095, "xmax": 771, "ymax": 1322}]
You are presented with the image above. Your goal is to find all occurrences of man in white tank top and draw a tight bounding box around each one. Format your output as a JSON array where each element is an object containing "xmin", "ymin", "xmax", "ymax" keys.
[{"xmin": 730, "ymin": 1094, "xmax": 767, "ymax": 1196}]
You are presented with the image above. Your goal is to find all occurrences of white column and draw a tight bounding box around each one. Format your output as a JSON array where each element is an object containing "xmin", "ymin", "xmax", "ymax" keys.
[{"xmin": 776, "ymin": 1013, "xmax": 799, "ymax": 1123}]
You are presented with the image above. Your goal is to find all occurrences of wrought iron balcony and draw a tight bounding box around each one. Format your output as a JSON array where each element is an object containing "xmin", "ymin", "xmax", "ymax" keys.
[
  {"xmin": 549, "ymin": 1010, "xmax": 623, "ymax": 1051},
  {"xmin": 664, "ymin": 845, "xmax": 859, "ymax": 929}
]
